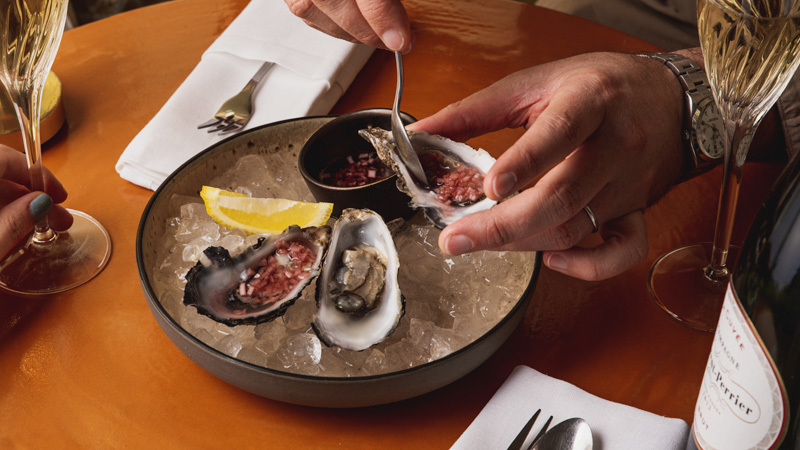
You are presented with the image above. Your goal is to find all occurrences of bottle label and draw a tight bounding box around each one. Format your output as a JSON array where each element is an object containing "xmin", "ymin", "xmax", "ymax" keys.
[{"xmin": 691, "ymin": 285, "xmax": 787, "ymax": 449}]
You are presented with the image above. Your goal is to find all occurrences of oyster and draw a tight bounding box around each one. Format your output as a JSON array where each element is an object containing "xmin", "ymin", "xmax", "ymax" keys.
[
  {"xmin": 183, "ymin": 226, "xmax": 331, "ymax": 326},
  {"xmin": 313, "ymin": 209, "xmax": 404, "ymax": 351},
  {"xmin": 359, "ymin": 127, "xmax": 497, "ymax": 228}
]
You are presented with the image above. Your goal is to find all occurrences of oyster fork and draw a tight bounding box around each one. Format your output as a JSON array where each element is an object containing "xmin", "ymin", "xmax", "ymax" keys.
[
  {"xmin": 507, "ymin": 409, "xmax": 553, "ymax": 450},
  {"xmin": 198, "ymin": 61, "xmax": 274, "ymax": 135}
]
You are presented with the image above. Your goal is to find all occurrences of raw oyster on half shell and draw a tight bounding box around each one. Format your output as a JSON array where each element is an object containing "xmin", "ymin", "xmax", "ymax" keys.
[
  {"xmin": 359, "ymin": 127, "xmax": 497, "ymax": 228},
  {"xmin": 183, "ymin": 225, "xmax": 331, "ymax": 326},
  {"xmin": 313, "ymin": 209, "xmax": 404, "ymax": 351}
]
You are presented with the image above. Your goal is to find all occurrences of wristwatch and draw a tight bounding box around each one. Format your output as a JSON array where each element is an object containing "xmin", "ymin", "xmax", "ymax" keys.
[{"xmin": 639, "ymin": 52, "xmax": 724, "ymax": 181}]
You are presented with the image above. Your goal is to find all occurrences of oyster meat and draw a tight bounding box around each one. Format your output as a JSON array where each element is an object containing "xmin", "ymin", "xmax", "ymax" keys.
[
  {"xmin": 359, "ymin": 127, "xmax": 497, "ymax": 228},
  {"xmin": 183, "ymin": 225, "xmax": 331, "ymax": 326},
  {"xmin": 313, "ymin": 209, "xmax": 404, "ymax": 351}
]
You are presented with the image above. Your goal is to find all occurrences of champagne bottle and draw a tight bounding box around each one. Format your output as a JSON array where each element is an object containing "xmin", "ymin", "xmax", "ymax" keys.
[{"xmin": 688, "ymin": 153, "xmax": 800, "ymax": 449}]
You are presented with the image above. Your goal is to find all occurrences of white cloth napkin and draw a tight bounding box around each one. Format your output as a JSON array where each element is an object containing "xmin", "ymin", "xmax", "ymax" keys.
[
  {"xmin": 115, "ymin": 0, "xmax": 374, "ymax": 190},
  {"xmin": 452, "ymin": 366, "xmax": 690, "ymax": 450}
]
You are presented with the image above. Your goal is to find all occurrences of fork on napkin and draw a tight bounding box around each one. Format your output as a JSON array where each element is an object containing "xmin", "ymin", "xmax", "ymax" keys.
[
  {"xmin": 115, "ymin": 0, "xmax": 374, "ymax": 190},
  {"xmin": 451, "ymin": 366, "xmax": 690, "ymax": 450}
]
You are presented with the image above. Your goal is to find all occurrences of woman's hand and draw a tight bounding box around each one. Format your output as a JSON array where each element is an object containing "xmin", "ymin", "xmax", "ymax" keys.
[
  {"xmin": 0, "ymin": 145, "xmax": 72, "ymax": 258},
  {"xmin": 409, "ymin": 52, "xmax": 689, "ymax": 280},
  {"xmin": 284, "ymin": 0, "xmax": 413, "ymax": 52}
]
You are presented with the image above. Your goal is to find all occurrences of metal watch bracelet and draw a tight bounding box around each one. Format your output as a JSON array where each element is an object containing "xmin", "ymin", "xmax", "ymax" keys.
[{"xmin": 638, "ymin": 52, "xmax": 724, "ymax": 181}]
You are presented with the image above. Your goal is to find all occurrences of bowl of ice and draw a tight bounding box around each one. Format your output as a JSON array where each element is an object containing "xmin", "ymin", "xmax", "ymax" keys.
[{"xmin": 136, "ymin": 113, "xmax": 541, "ymax": 407}]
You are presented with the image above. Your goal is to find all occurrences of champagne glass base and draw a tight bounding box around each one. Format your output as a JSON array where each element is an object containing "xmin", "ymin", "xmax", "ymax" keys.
[
  {"xmin": 648, "ymin": 243, "xmax": 740, "ymax": 332},
  {"xmin": 0, "ymin": 209, "xmax": 111, "ymax": 295}
]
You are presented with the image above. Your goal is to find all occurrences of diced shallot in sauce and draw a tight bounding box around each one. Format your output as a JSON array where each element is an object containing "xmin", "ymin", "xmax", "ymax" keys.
[
  {"xmin": 320, "ymin": 151, "xmax": 393, "ymax": 187},
  {"xmin": 420, "ymin": 151, "xmax": 485, "ymax": 206},
  {"xmin": 237, "ymin": 240, "xmax": 317, "ymax": 306}
]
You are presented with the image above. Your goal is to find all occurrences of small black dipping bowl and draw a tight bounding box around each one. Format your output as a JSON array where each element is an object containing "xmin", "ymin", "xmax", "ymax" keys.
[{"xmin": 299, "ymin": 108, "xmax": 418, "ymax": 220}]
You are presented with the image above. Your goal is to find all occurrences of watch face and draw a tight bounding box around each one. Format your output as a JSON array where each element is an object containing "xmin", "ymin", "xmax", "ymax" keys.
[{"xmin": 694, "ymin": 101, "xmax": 725, "ymax": 160}]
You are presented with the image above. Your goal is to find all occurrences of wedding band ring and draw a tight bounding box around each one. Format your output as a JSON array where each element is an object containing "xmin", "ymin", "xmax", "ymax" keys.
[{"xmin": 583, "ymin": 205, "xmax": 599, "ymax": 233}]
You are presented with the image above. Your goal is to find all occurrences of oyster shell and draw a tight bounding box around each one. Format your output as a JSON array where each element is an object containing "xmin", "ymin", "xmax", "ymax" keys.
[
  {"xmin": 313, "ymin": 209, "xmax": 404, "ymax": 351},
  {"xmin": 183, "ymin": 226, "xmax": 331, "ymax": 326},
  {"xmin": 359, "ymin": 127, "xmax": 497, "ymax": 228}
]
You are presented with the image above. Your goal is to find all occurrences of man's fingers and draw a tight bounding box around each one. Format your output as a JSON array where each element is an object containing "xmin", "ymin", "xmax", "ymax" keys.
[
  {"xmin": 287, "ymin": 0, "xmax": 410, "ymax": 50},
  {"xmin": 355, "ymin": 0, "xmax": 411, "ymax": 51},
  {"xmin": 408, "ymin": 73, "xmax": 608, "ymax": 203},
  {"xmin": 285, "ymin": 0, "xmax": 363, "ymax": 44},
  {"xmin": 438, "ymin": 182, "xmax": 606, "ymax": 257},
  {"xmin": 542, "ymin": 210, "xmax": 648, "ymax": 281},
  {"xmin": 483, "ymin": 84, "xmax": 606, "ymax": 200},
  {"xmin": 438, "ymin": 141, "xmax": 614, "ymax": 256},
  {"xmin": 407, "ymin": 71, "xmax": 542, "ymax": 140}
]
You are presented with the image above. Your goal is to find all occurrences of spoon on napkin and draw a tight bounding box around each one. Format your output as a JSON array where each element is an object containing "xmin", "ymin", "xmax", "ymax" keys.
[{"xmin": 531, "ymin": 418, "xmax": 592, "ymax": 450}]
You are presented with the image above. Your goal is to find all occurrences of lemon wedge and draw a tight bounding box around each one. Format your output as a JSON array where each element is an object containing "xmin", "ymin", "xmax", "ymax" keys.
[{"xmin": 200, "ymin": 186, "xmax": 333, "ymax": 235}]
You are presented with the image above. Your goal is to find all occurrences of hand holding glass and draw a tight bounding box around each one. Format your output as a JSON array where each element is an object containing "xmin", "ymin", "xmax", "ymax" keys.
[{"xmin": 0, "ymin": 0, "xmax": 111, "ymax": 294}]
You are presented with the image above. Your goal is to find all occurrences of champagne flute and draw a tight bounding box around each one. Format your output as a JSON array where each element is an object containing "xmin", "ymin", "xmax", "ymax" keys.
[
  {"xmin": 0, "ymin": 0, "xmax": 111, "ymax": 294},
  {"xmin": 649, "ymin": 0, "xmax": 800, "ymax": 331}
]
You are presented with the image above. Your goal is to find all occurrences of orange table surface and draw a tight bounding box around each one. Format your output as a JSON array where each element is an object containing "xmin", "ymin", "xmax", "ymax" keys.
[{"xmin": 0, "ymin": 0, "xmax": 785, "ymax": 447}]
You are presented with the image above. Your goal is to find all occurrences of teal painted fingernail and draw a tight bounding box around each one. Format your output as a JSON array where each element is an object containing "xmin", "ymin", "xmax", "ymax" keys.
[{"xmin": 29, "ymin": 193, "xmax": 53, "ymax": 222}]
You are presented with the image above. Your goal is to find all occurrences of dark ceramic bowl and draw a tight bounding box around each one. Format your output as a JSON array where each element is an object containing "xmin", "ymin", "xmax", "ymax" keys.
[
  {"xmin": 298, "ymin": 108, "xmax": 417, "ymax": 221},
  {"xmin": 136, "ymin": 115, "xmax": 541, "ymax": 408}
]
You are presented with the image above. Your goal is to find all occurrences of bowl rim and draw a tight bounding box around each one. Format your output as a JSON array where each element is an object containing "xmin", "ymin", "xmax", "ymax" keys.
[
  {"xmin": 135, "ymin": 113, "xmax": 541, "ymax": 383},
  {"xmin": 297, "ymin": 107, "xmax": 416, "ymax": 192}
]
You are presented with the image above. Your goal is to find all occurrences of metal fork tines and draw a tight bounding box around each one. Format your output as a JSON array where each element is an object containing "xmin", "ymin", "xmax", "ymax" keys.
[
  {"xmin": 507, "ymin": 409, "xmax": 553, "ymax": 450},
  {"xmin": 198, "ymin": 61, "xmax": 274, "ymax": 135}
]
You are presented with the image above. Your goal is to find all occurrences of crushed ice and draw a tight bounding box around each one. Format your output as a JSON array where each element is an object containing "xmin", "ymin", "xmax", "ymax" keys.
[{"xmin": 151, "ymin": 154, "xmax": 535, "ymax": 377}]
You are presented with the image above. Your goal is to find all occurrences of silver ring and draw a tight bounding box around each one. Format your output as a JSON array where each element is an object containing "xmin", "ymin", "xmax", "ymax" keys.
[{"xmin": 583, "ymin": 205, "xmax": 599, "ymax": 233}]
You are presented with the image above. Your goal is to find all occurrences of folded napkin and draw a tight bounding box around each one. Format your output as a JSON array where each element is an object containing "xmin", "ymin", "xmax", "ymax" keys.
[
  {"xmin": 452, "ymin": 366, "xmax": 689, "ymax": 450},
  {"xmin": 115, "ymin": 0, "xmax": 374, "ymax": 190}
]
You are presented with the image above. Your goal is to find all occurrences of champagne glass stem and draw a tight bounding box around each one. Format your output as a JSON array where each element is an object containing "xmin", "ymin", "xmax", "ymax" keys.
[
  {"xmin": 705, "ymin": 117, "xmax": 757, "ymax": 281},
  {"xmin": 12, "ymin": 82, "xmax": 56, "ymax": 245},
  {"xmin": 0, "ymin": 0, "xmax": 111, "ymax": 295}
]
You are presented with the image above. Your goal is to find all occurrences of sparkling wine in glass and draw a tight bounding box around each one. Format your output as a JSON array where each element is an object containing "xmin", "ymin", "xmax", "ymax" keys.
[
  {"xmin": 0, "ymin": 0, "xmax": 111, "ymax": 294},
  {"xmin": 649, "ymin": 0, "xmax": 800, "ymax": 331}
]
